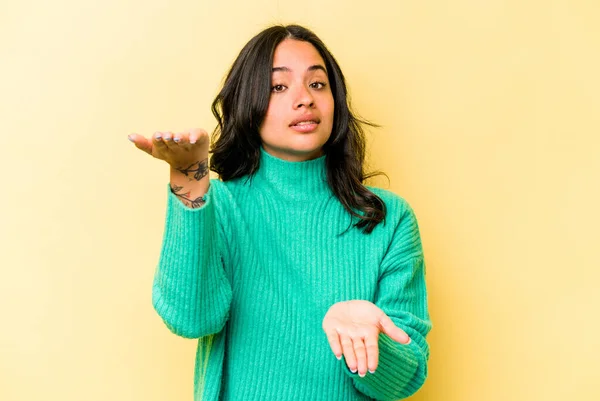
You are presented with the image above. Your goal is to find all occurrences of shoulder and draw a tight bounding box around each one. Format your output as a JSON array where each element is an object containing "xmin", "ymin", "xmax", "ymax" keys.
[
  {"xmin": 368, "ymin": 186, "xmax": 424, "ymax": 261},
  {"xmin": 367, "ymin": 186, "xmax": 417, "ymax": 223}
]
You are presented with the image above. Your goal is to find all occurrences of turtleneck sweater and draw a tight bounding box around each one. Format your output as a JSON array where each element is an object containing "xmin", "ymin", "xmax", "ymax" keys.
[{"xmin": 152, "ymin": 148, "xmax": 432, "ymax": 401}]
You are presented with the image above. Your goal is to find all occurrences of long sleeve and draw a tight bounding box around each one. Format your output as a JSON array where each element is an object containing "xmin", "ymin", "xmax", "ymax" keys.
[
  {"xmin": 344, "ymin": 200, "xmax": 432, "ymax": 400},
  {"xmin": 152, "ymin": 183, "xmax": 232, "ymax": 339}
]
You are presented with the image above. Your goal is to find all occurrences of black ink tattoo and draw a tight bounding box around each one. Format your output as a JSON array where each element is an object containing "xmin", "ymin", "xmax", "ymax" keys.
[
  {"xmin": 170, "ymin": 184, "xmax": 206, "ymax": 208},
  {"xmin": 175, "ymin": 159, "xmax": 209, "ymax": 181}
]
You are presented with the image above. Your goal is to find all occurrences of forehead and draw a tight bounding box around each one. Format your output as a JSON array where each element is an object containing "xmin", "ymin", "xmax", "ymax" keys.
[{"xmin": 272, "ymin": 39, "xmax": 326, "ymax": 71}]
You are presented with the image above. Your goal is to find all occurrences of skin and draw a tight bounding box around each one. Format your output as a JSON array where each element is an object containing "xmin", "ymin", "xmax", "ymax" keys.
[
  {"xmin": 128, "ymin": 128, "xmax": 210, "ymax": 208},
  {"xmin": 322, "ymin": 300, "xmax": 411, "ymax": 377},
  {"xmin": 128, "ymin": 38, "xmax": 411, "ymax": 378},
  {"xmin": 259, "ymin": 39, "xmax": 334, "ymax": 162}
]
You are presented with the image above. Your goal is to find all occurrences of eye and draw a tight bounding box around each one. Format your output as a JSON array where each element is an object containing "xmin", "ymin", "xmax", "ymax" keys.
[
  {"xmin": 310, "ymin": 81, "xmax": 327, "ymax": 89},
  {"xmin": 271, "ymin": 84, "xmax": 286, "ymax": 93}
]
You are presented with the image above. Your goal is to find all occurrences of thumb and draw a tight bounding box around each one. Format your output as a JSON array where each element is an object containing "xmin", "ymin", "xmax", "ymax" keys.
[
  {"xmin": 379, "ymin": 314, "xmax": 411, "ymax": 345},
  {"xmin": 128, "ymin": 134, "xmax": 152, "ymax": 155}
]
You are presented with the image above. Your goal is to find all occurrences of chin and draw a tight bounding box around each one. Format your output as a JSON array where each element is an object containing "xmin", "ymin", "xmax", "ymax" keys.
[
  {"xmin": 289, "ymin": 146, "xmax": 324, "ymax": 159},
  {"xmin": 291, "ymin": 139, "xmax": 328, "ymax": 156},
  {"xmin": 264, "ymin": 143, "xmax": 325, "ymax": 161}
]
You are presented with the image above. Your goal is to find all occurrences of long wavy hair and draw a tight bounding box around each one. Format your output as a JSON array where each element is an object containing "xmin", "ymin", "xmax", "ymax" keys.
[{"xmin": 210, "ymin": 24, "xmax": 386, "ymax": 233}]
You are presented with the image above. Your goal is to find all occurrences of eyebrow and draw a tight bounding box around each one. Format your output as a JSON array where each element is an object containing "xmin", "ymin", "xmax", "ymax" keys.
[{"xmin": 272, "ymin": 64, "xmax": 327, "ymax": 74}]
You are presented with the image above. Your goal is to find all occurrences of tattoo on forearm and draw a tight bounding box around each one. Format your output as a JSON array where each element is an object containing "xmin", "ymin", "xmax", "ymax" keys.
[
  {"xmin": 170, "ymin": 184, "xmax": 206, "ymax": 208},
  {"xmin": 175, "ymin": 159, "xmax": 209, "ymax": 181}
]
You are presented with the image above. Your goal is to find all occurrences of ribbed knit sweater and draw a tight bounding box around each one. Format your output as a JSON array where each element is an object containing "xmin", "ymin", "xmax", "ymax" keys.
[{"xmin": 152, "ymin": 148, "xmax": 432, "ymax": 401}]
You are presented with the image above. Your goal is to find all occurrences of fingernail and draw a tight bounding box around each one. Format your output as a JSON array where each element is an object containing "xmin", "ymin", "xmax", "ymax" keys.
[
  {"xmin": 127, "ymin": 135, "xmax": 134, "ymax": 142},
  {"xmin": 190, "ymin": 139, "xmax": 196, "ymax": 144},
  {"xmin": 369, "ymin": 369, "xmax": 375, "ymax": 374},
  {"xmin": 155, "ymin": 134, "xmax": 162, "ymax": 140},
  {"xmin": 350, "ymin": 368, "xmax": 357, "ymax": 373},
  {"xmin": 164, "ymin": 135, "xmax": 171, "ymax": 141},
  {"xmin": 173, "ymin": 137, "xmax": 180, "ymax": 142},
  {"xmin": 336, "ymin": 355, "xmax": 342, "ymax": 360}
]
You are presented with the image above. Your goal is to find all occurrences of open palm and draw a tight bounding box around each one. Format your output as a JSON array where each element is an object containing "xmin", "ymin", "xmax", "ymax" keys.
[{"xmin": 322, "ymin": 300, "xmax": 411, "ymax": 377}]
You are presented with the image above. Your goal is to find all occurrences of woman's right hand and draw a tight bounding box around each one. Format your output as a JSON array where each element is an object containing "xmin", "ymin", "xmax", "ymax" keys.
[{"xmin": 127, "ymin": 128, "xmax": 210, "ymax": 169}]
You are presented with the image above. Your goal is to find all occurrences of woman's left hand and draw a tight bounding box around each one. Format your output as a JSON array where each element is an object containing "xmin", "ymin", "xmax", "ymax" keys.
[{"xmin": 322, "ymin": 300, "xmax": 411, "ymax": 377}]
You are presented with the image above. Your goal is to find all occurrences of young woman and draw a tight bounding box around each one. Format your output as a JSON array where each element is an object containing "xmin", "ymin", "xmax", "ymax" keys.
[{"xmin": 128, "ymin": 24, "xmax": 431, "ymax": 401}]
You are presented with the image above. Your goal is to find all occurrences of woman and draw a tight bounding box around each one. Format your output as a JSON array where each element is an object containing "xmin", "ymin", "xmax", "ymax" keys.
[{"xmin": 128, "ymin": 24, "xmax": 431, "ymax": 401}]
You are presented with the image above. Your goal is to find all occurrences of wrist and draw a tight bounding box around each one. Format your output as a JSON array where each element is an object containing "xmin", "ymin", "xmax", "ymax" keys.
[{"xmin": 169, "ymin": 157, "xmax": 209, "ymax": 181}]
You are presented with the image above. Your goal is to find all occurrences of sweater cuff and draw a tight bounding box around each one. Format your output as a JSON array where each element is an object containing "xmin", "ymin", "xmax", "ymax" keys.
[
  {"xmin": 342, "ymin": 334, "xmax": 420, "ymax": 400},
  {"xmin": 167, "ymin": 182, "xmax": 211, "ymax": 213}
]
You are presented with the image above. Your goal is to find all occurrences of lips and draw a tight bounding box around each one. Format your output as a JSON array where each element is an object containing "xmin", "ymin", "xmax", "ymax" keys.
[{"xmin": 290, "ymin": 115, "xmax": 320, "ymax": 127}]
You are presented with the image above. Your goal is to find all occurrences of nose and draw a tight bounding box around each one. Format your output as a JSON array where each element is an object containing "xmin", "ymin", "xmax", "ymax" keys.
[{"xmin": 293, "ymin": 84, "xmax": 315, "ymax": 109}]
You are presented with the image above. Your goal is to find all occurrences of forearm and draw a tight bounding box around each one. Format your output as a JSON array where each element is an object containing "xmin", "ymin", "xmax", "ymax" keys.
[
  {"xmin": 153, "ymin": 183, "xmax": 232, "ymax": 338},
  {"xmin": 348, "ymin": 250, "xmax": 431, "ymax": 399},
  {"xmin": 343, "ymin": 333, "xmax": 428, "ymax": 400},
  {"xmin": 169, "ymin": 158, "xmax": 210, "ymax": 208}
]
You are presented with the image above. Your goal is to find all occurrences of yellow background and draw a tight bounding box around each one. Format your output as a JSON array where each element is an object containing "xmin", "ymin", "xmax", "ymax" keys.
[{"xmin": 1, "ymin": 1, "xmax": 599, "ymax": 400}]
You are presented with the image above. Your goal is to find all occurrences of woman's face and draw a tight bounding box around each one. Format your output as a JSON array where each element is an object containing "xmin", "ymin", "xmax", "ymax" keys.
[{"xmin": 259, "ymin": 39, "xmax": 335, "ymax": 162}]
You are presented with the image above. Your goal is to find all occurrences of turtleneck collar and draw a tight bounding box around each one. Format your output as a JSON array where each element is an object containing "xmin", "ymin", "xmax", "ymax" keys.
[{"xmin": 253, "ymin": 147, "xmax": 331, "ymax": 201}]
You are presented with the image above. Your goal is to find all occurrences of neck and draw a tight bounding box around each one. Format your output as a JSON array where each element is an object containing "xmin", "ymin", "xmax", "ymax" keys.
[{"xmin": 253, "ymin": 147, "xmax": 331, "ymax": 201}]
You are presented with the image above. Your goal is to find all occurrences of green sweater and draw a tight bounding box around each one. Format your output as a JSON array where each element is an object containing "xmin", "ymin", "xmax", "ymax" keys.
[{"xmin": 152, "ymin": 148, "xmax": 432, "ymax": 401}]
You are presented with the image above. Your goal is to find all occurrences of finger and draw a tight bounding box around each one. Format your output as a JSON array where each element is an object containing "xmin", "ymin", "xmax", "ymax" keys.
[
  {"xmin": 189, "ymin": 128, "xmax": 207, "ymax": 145},
  {"xmin": 173, "ymin": 132, "xmax": 187, "ymax": 148},
  {"xmin": 324, "ymin": 329, "xmax": 343, "ymax": 360},
  {"xmin": 128, "ymin": 133, "xmax": 152, "ymax": 155},
  {"xmin": 379, "ymin": 314, "xmax": 410, "ymax": 344},
  {"xmin": 162, "ymin": 131, "xmax": 179, "ymax": 151},
  {"xmin": 339, "ymin": 333, "xmax": 357, "ymax": 373},
  {"xmin": 188, "ymin": 129, "xmax": 198, "ymax": 145},
  {"xmin": 364, "ymin": 332, "xmax": 379, "ymax": 373},
  {"xmin": 179, "ymin": 131, "xmax": 198, "ymax": 152},
  {"xmin": 152, "ymin": 132, "xmax": 168, "ymax": 152},
  {"xmin": 352, "ymin": 336, "xmax": 368, "ymax": 377}
]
